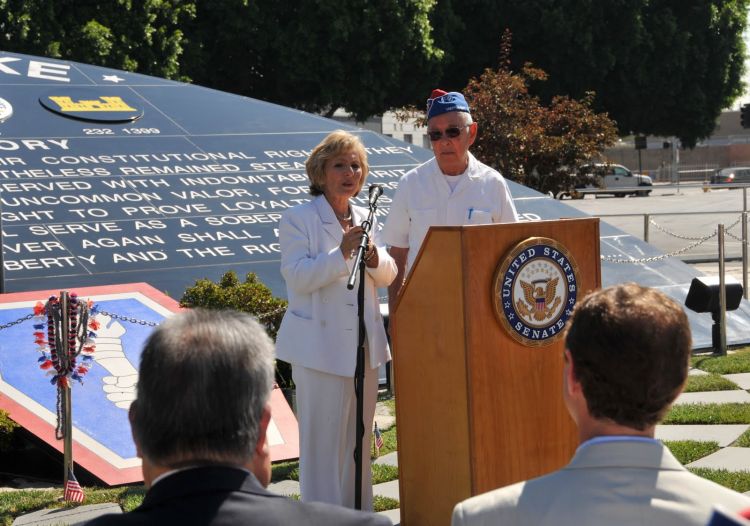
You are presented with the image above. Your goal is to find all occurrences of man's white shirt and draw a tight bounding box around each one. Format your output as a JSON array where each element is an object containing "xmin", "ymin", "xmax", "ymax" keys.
[{"xmin": 383, "ymin": 152, "xmax": 518, "ymax": 272}]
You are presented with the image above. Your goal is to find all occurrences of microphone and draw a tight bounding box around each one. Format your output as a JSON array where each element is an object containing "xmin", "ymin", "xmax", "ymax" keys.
[{"xmin": 368, "ymin": 184, "xmax": 383, "ymax": 206}]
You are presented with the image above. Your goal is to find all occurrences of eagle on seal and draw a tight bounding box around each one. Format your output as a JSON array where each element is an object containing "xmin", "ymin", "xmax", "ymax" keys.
[{"xmin": 516, "ymin": 277, "xmax": 561, "ymax": 321}]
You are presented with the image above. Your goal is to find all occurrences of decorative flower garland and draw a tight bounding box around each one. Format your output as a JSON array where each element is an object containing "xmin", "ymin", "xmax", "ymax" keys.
[
  {"xmin": 33, "ymin": 293, "xmax": 98, "ymax": 439},
  {"xmin": 33, "ymin": 293, "xmax": 98, "ymax": 387}
]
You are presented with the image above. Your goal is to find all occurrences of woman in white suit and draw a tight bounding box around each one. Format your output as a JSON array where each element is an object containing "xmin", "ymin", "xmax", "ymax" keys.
[{"xmin": 276, "ymin": 130, "xmax": 397, "ymax": 510}]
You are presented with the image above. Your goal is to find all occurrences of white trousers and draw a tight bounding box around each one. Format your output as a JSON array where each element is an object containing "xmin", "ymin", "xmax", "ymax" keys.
[{"xmin": 293, "ymin": 353, "xmax": 378, "ymax": 510}]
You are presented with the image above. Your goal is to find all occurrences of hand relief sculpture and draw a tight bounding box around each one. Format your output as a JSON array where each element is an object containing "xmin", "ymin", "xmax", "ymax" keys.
[{"xmin": 92, "ymin": 314, "xmax": 137, "ymax": 409}]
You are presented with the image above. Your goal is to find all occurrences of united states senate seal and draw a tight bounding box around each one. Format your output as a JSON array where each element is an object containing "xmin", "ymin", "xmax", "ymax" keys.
[{"xmin": 492, "ymin": 237, "xmax": 579, "ymax": 347}]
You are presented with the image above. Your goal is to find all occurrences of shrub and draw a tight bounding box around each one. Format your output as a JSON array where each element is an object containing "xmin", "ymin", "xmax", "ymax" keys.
[
  {"xmin": 180, "ymin": 271, "xmax": 292, "ymax": 386},
  {"xmin": 0, "ymin": 409, "xmax": 19, "ymax": 452}
]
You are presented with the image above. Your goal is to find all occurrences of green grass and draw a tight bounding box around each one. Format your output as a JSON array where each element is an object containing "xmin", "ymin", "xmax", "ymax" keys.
[
  {"xmin": 689, "ymin": 468, "xmax": 750, "ymax": 493},
  {"xmin": 733, "ymin": 428, "xmax": 750, "ymax": 447},
  {"xmin": 663, "ymin": 403, "xmax": 750, "ymax": 424},
  {"xmin": 271, "ymin": 460, "xmax": 299, "ymax": 483},
  {"xmin": 684, "ymin": 374, "xmax": 740, "ymax": 392},
  {"xmin": 0, "ymin": 486, "xmax": 146, "ymax": 526},
  {"xmin": 379, "ymin": 397, "xmax": 396, "ymax": 415},
  {"xmin": 372, "ymin": 463, "xmax": 399, "ymax": 484},
  {"xmin": 662, "ymin": 440, "xmax": 720, "ymax": 464},
  {"xmin": 270, "ymin": 460, "xmax": 398, "ymax": 485},
  {"xmin": 377, "ymin": 425, "xmax": 398, "ymax": 457},
  {"xmin": 692, "ymin": 349, "xmax": 750, "ymax": 374},
  {"xmin": 373, "ymin": 495, "xmax": 399, "ymax": 512}
]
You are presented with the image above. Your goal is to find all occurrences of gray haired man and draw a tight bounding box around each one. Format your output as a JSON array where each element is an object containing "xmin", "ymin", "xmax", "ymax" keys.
[{"xmin": 88, "ymin": 309, "xmax": 389, "ymax": 525}]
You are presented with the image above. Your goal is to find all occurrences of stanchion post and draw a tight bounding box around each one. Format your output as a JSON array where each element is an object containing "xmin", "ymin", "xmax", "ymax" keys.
[
  {"xmin": 743, "ymin": 212, "xmax": 748, "ymax": 300},
  {"xmin": 60, "ymin": 291, "xmax": 73, "ymax": 486},
  {"xmin": 644, "ymin": 214, "xmax": 650, "ymax": 243},
  {"xmin": 718, "ymin": 226, "xmax": 727, "ymax": 356}
]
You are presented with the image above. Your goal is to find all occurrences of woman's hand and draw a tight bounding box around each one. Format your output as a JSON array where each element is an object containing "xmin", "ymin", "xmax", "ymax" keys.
[
  {"xmin": 364, "ymin": 242, "xmax": 378, "ymax": 268},
  {"xmin": 339, "ymin": 225, "xmax": 365, "ymax": 260}
]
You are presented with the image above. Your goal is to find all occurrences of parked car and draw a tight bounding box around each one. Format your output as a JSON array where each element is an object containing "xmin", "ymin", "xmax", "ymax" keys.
[
  {"xmin": 710, "ymin": 167, "xmax": 750, "ymax": 184},
  {"xmin": 558, "ymin": 163, "xmax": 653, "ymax": 199}
]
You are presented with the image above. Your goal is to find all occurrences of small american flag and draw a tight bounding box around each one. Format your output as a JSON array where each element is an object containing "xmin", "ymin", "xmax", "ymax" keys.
[
  {"xmin": 374, "ymin": 422, "xmax": 384, "ymax": 451},
  {"xmin": 64, "ymin": 469, "xmax": 85, "ymax": 503}
]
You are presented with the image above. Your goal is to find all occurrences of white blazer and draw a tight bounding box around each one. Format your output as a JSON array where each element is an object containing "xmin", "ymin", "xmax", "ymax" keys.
[{"xmin": 276, "ymin": 195, "xmax": 396, "ymax": 377}]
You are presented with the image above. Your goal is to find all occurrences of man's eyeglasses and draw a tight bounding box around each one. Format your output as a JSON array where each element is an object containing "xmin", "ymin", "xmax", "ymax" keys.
[{"xmin": 427, "ymin": 125, "xmax": 469, "ymax": 142}]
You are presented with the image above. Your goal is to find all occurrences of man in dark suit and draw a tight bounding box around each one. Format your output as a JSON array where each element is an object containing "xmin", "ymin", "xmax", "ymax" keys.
[{"xmin": 87, "ymin": 308, "xmax": 390, "ymax": 525}]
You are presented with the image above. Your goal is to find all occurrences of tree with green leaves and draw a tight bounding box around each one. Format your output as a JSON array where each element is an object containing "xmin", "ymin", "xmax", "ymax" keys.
[
  {"xmin": 463, "ymin": 33, "xmax": 618, "ymax": 195},
  {"xmin": 0, "ymin": 0, "xmax": 195, "ymax": 79},
  {"xmin": 434, "ymin": 0, "xmax": 748, "ymax": 147},
  {"xmin": 180, "ymin": 271, "xmax": 292, "ymax": 387},
  {"xmin": 181, "ymin": 0, "xmax": 444, "ymax": 120}
]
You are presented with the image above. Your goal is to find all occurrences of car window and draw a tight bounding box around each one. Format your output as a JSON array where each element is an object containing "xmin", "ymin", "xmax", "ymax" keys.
[
  {"xmin": 740, "ymin": 169, "xmax": 750, "ymax": 181},
  {"xmin": 613, "ymin": 167, "xmax": 629, "ymax": 177}
]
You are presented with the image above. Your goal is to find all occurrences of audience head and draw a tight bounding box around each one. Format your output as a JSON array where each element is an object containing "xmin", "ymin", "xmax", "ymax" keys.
[
  {"xmin": 130, "ymin": 308, "xmax": 275, "ymax": 475},
  {"xmin": 564, "ymin": 283, "xmax": 691, "ymax": 430}
]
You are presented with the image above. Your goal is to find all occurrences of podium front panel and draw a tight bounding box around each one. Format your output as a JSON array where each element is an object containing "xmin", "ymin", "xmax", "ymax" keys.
[
  {"xmin": 392, "ymin": 218, "xmax": 600, "ymax": 525},
  {"xmin": 392, "ymin": 230, "xmax": 473, "ymax": 526},
  {"xmin": 461, "ymin": 218, "xmax": 599, "ymax": 492}
]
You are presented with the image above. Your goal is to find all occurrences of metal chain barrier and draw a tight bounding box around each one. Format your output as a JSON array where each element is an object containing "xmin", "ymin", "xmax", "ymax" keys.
[
  {"xmin": 602, "ymin": 229, "xmax": 718, "ymax": 264},
  {"xmin": 0, "ymin": 308, "xmax": 286, "ymax": 330},
  {"xmin": 648, "ymin": 218, "xmax": 710, "ymax": 241},
  {"xmin": 97, "ymin": 310, "xmax": 159, "ymax": 327},
  {"xmin": 726, "ymin": 230, "xmax": 744, "ymax": 242},
  {"xmin": 648, "ymin": 214, "xmax": 743, "ymax": 241},
  {"xmin": 97, "ymin": 305, "xmax": 287, "ymax": 326},
  {"xmin": 720, "ymin": 215, "xmax": 744, "ymax": 242},
  {"xmin": 0, "ymin": 312, "xmax": 34, "ymax": 330},
  {"xmin": 726, "ymin": 214, "xmax": 744, "ymax": 230},
  {"xmin": 0, "ymin": 307, "xmax": 287, "ymax": 330}
]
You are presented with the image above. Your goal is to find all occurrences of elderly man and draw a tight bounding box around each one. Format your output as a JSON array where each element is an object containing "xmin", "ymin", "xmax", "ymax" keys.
[
  {"xmin": 87, "ymin": 309, "xmax": 390, "ymax": 526},
  {"xmin": 452, "ymin": 284, "xmax": 750, "ymax": 526},
  {"xmin": 383, "ymin": 88, "xmax": 518, "ymax": 311}
]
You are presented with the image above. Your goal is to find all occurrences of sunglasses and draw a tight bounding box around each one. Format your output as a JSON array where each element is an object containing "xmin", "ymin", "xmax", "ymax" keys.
[{"xmin": 427, "ymin": 125, "xmax": 469, "ymax": 142}]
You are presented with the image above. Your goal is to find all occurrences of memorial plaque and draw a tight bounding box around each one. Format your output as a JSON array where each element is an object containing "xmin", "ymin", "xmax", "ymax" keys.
[
  {"xmin": 0, "ymin": 52, "xmax": 436, "ymax": 297},
  {"xmin": 0, "ymin": 51, "xmax": 745, "ymax": 354}
]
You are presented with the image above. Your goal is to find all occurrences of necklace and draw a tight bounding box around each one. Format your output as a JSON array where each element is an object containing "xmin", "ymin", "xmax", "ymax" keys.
[{"xmin": 335, "ymin": 209, "xmax": 352, "ymax": 222}]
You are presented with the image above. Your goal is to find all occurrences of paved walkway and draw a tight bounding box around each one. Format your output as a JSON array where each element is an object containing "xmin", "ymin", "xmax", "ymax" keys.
[
  {"xmin": 657, "ymin": 366, "xmax": 750, "ymax": 473},
  {"xmin": 689, "ymin": 260, "xmax": 745, "ymax": 284}
]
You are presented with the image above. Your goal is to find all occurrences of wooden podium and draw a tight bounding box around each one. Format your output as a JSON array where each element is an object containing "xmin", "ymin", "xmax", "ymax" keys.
[{"xmin": 391, "ymin": 218, "xmax": 600, "ymax": 526}]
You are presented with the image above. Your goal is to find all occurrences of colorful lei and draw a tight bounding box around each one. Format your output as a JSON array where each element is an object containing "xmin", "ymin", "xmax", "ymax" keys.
[{"xmin": 33, "ymin": 293, "xmax": 98, "ymax": 388}]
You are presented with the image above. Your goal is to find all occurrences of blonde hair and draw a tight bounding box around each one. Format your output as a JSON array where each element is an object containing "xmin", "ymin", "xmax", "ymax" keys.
[{"xmin": 306, "ymin": 130, "xmax": 369, "ymax": 196}]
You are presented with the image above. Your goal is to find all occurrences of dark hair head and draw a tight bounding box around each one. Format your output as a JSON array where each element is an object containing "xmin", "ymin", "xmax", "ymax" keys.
[
  {"xmin": 565, "ymin": 283, "xmax": 691, "ymax": 430},
  {"xmin": 131, "ymin": 308, "xmax": 274, "ymax": 466}
]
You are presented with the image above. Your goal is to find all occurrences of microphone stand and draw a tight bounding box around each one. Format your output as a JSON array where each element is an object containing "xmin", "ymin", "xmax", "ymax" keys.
[{"xmin": 346, "ymin": 192, "xmax": 379, "ymax": 510}]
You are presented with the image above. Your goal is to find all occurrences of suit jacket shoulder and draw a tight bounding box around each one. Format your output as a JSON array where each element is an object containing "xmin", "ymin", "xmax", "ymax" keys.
[
  {"xmin": 452, "ymin": 441, "xmax": 750, "ymax": 526},
  {"xmin": 86, "ymin": 466, "xmax": 390, "ymax": 526}
]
